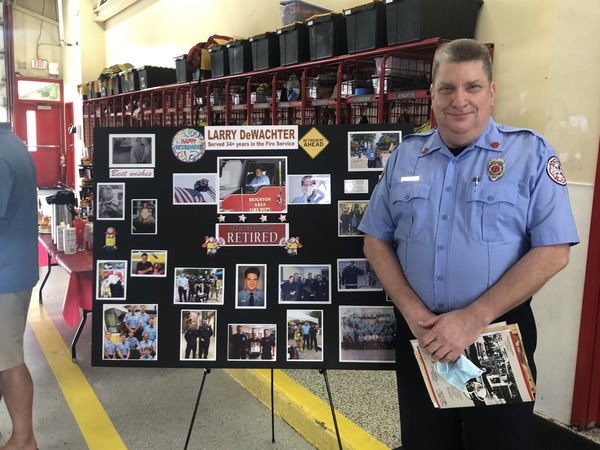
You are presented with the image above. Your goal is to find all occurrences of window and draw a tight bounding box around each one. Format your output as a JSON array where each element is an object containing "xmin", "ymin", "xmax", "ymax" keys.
[
  {"xmin": 26, "ymin": 110, "xmax": 37, "ymax": 151},
  {"xmin": 17, "ymin": 80, "xmax": 61, "ymax": 101}
]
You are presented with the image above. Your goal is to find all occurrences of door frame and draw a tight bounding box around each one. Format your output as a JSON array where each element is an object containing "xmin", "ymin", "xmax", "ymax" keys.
[
  {"xmin": 12, "ymin": 76, "xmax": 68, "ymax": 187},
  {"xmin": 572, "ymin": 139, "xmax": 600, "ymax": 428},
  {"xmin": 65, "ymin": 101, "xmax": 76, "ymax": 188}
]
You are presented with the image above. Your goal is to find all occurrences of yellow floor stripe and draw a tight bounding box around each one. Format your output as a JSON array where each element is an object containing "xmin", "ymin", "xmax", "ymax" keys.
[
  {"xmin": 28, "ymin": 302, "xmax": 126, "ymax": 450},
  {"xmin": 226, "ymin": 368, "xmax": 389, "ymax": 450}
]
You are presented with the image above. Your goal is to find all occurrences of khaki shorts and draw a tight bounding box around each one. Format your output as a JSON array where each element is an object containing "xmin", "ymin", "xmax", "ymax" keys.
[{"xmin": 0, "ymin": 290, "xmax": 32, "ymax": 371}]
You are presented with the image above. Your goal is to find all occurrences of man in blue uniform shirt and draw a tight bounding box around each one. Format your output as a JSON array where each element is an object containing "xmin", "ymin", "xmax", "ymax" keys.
[
  {"xmin": 246, "ymin": 167, "xmax": 270, "ymax": 188},
  {"xmin": 137, "ymin": 304, "xmax": 151, "ymax": 338},
  {"xmin": 359, "ymin": 39, "xmax": 579, "ymax": 450},
  {"xmin": 123, "ymin": 304, "xmax": 141, "ymax": 337},
  {"xmin": 290, "ymin": 175, "xmax": 326, "ymax": 204},
  {"xmin": 103, "ymin": 331, "xmax": 116, "ymax": 359},
  {"xmin": 143, "ymin": 317, "xmax": 157, "ymax": 341},
  {"xmin": 139, "ymin": 332, "xmax": 154, "ymax": 357},
  {"xmin": 116, "ymin": 333, "xmax": 130, "ymax": 359},
  {"xmin": 237, "ymin": 266, "xmax": 265, "ymax": 307}
]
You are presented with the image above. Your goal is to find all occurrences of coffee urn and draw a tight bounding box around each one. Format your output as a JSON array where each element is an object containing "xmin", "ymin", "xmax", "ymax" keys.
[{"xmin": 45, "ymin": 190, "xmax": 77, "ymax": 244}]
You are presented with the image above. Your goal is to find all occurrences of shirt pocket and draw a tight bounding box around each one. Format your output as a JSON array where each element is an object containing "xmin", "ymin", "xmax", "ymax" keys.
[
  {"xmin": 390, "ymin": 181, "xmax": 433, "ymax": 237},
  {"xmin": 465, "ymin": 182, "xmax": 519, "ymax": 241}
]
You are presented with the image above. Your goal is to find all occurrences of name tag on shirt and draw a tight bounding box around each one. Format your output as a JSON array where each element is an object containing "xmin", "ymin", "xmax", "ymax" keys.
[{"xmin": 400, "ymin": 176, "xmax": 420, "ymax": 182}]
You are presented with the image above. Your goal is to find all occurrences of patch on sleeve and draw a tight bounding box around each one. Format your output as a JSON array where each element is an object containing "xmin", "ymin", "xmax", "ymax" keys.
[{"xmin": 546, "ymin": 156, "xmax": 567, "ymax": 186}]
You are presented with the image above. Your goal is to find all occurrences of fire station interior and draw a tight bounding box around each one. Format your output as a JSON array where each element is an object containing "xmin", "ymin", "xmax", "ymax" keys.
[{"xmin": 1, "ymin": 0, "xmax": 600, "ymax": 449}]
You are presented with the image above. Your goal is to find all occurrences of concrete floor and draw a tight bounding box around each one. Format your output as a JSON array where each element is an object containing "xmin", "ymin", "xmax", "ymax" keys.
[
  {"xmin": 0, "ymin": 268, "xmax": 316, "ymax": 450},
  {"xmin": 2, "ymin": 265, "xmax": 600, "ymax": 449}
]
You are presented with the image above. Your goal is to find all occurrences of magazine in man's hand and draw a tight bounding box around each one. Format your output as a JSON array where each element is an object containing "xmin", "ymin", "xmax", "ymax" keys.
[{"xmin": 412, "ymin": 324, "xmax": 535, "ymax": 409}]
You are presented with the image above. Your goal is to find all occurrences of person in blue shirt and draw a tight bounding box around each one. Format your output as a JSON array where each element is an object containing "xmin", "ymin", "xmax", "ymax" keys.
[
  {"xmin": 245, "ymin": 167, "xmax": 270, "ymax": 191},
  {"xmin": 290, "ymin": 175, "xmax": 326, "ymax": 204},
  {"xmin": 103, "ymin": 331, "xmax": 116, "ymax": 359},
  {"xmin": 176, "ymin": 273, "xmax": 189, "ymax": 302},
  {"xmin": 139, "ymin": 333, "xmax": 154, "ymax": 357},
  {"xmin": 116, "ymin": 333, "xmax": 130, "ymax": 360},
  {"xmin": 123, "ymin": 304, "xmax": 141, "ymax": 337},
  {"xmin": 0, "ymin": 122, "xmax": 39, "ymax": 450},
  {"xmin": 126, "ymin": 330, "xmax": 141, "ymax": 359},
  {"xmin": 365, "ymin": 143, "xmax": 378, "ymax": 168},
  {"xmin": 237, "ymin": 266, "xmax": 265, "ymax": 307},
  {"xmin": 359, "ymin": 39, "xmax": 579, "ymax": 450},
  {"xmin": 143, "ymin": 317, "xmax": 157, "ymax": 341},
  {"xmin": 137, "ymin": 304, "xmax": 151, "ymax": 336},
  {"xmin": 301, "ymin": 321, "xmax": 311, "ymax": 350}
]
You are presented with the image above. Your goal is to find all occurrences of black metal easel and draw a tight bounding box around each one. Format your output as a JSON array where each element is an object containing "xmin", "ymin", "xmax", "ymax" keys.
[
  {"xmin": 184, "ymin": 368, "xmax": 342, "ymax": 450},
  {"xmin": 184, "ymin": 368, "xmax": 278, "ymax": 448},
  {"xmin": 271, "ymin": 369, "xmax": 275, "ymax": 443},
  {"xmin": 184, "ymin": 368, "xmax": 211, "ymax": 450},
  {"xmin": 320, "ymin": 368, "xmax": 344, "ymax": 450}
]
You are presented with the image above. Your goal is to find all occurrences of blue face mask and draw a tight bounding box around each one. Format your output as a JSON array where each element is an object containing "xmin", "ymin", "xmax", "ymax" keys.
[{"xmin": 435, "ymin": 355, "xmax": 484, "ymax": 390}]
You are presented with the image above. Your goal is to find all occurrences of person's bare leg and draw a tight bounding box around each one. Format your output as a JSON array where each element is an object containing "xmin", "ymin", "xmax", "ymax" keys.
[{"xmin": 0, "ymin": 363, "xmax": 37, "ymax": 450}]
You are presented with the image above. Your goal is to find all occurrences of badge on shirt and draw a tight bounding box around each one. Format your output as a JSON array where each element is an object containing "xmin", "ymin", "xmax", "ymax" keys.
[
  {"xmin": 546, "ymin": 156, "xmax": 567, "ymax": 186},
  {"xmin": 487, "ymin": 158, "xmax": 505, "ymax": 181}
]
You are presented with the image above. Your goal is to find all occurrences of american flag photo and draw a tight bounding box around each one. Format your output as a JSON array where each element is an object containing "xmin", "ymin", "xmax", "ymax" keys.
[{"xmin": 173, "ymin": 173, "xmax": 217, "ymax": 205}]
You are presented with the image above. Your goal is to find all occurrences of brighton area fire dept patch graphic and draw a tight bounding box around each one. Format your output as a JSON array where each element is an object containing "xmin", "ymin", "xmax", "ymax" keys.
[{"xmin": 546, "ymin": 156, "xmax": 567, "ymax": 186}]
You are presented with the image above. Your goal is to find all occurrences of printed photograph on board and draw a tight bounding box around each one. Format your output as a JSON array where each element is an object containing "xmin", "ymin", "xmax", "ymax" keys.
[
  {"xmin": 337, "ymin": 258, "xmax": 382, "ymax": 291},
  {"xmin": 347, "ymin": 131, "xmax": 400, "ymax": 172},
  {"xmin": 102, "ymin": 303, "xmax": 158, "ymax": 361},
  {"xmin": 96, "ymin": 260, "xmax": 127, "ymax": 300},
  {"xmin": 279, "ymin": 264, "xmax": 331, "ymax": 303},
  {"xmin": 227, "ymin": 324, "xmax": 277, "ymax": 361},
  {"xmin": 287, "ymin": 310, "xmax": 323, "ymax": 362},
  {"xmin": 339, "ymin": 305, "xmax": 396, "ymax": 363},
  {"xmin": 131, "ymin": 199, "xmax": 157, "ymax": 234},
  {"xmin": 217, "ymin": 157, "xmax": 287, "ymax": 213},
  {"xmin": 97, "ymin": 183, "xmax": 125, "ymax": 220},
  {"xmin": 236, "ymin": 264, "xmax": 267, "ymax": 309},
  {"xmin": 173, "ymin": 267, "xmax": 224, "ymax": 304},
  {"xmin": 173, "ymin": 173, "xmax": 217, "ymax": 205},
  {"xmin": 288, "ymin": 174, "xmax": 331, "ymax": 205},
  {"xmin": 180, "ymin": 309, "xmax": 216, "ymax": 361},
  {"xmin": 109, "ymin": 134, "xmax": 155, "ymax": 167},
  {"xmin": 338, "ymin": 200, "xmax": 368, "ymax": 237},
  {"xmin": 130, "ymin": 250, "xmax": 167, "ymax": 277}
]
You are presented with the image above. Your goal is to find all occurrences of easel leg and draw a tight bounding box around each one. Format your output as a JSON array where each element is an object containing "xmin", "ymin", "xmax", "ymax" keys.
[
  {"xmin": 271, "ymin": 368, "xmax": 275, "ymax": 443},
  {"xmin": 184, "ymin": 368, "xmax": 211, "ymax": 450},
  {"xmin": 319, "ymin": 368, "xmax": 344, "ymax": 450}
]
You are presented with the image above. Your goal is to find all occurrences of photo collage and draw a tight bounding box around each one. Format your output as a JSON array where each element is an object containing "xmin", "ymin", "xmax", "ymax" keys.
[{"xmin": 92, "ymin": 124, "xmax": 411, "ymax": 368}]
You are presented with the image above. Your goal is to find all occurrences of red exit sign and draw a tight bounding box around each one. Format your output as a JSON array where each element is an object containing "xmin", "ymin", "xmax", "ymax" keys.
[{"xmin": 31, "ymin": 59, "xmax": 48, "ymax": 69}]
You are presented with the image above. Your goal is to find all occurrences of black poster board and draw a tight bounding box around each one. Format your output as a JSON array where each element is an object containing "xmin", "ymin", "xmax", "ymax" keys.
[{"xmin": 92, "ymin": 123, "xmax": 413, "ymax": 369}]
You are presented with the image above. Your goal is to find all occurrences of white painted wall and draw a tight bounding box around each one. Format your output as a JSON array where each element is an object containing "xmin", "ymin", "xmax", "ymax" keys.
[
  {"xmin": 12, "ymin": 0, "xmax": 62, "ymax": 78},
  {"xmin": 52, "ymin": 0, "xmax": 600, "ymax": 428},
  {"xmin": 533, "ymin": 182, "xmax": 592, "ymax": 423}
]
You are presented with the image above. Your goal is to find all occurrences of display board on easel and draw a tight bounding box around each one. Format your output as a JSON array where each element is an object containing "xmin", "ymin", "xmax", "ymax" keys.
[{"xmin": 91, "ymin": 123, "xmax": 413, "ymax": 369}]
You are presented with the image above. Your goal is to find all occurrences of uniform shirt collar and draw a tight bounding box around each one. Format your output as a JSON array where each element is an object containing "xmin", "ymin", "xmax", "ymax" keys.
[{"xmin": 419, "ymin": 118, "xmax": 503, "ymax": 157}]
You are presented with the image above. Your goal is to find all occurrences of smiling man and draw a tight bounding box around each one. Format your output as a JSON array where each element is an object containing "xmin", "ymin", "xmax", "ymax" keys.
[
  {"xmin": 359, "ymin": 39, "xmax": 579, "ymax": 450},
  {"xmin": 237, "ymin": 266, "xmax": 265, "ymax": 307}
]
